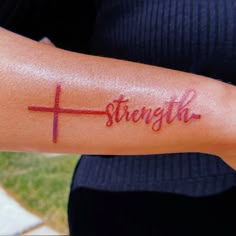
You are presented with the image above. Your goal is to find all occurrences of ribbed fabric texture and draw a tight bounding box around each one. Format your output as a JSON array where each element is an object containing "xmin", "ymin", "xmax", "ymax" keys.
[
  {"xmin": 72, "ymin": 0, "xmax": 236, "ymax": 197},
  {"xmin": 72, "ymin": 154, "xmax": 236, "ymax": 197},
  {"xmin": 91, "ymin": 0, "xmax": 236, "ymax": 82}
]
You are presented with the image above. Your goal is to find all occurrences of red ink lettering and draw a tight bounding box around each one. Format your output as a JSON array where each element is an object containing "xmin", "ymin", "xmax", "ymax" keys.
[
  {"xmin": 152, "ymin": 108, "xmax": 165, "ymax": 131},
  {"xmin": 140, "ymin": 107, "xmax": 154, "ymax": 124},
  {"xmin": 28, "ymin": 83, "xmax": 201, "ymax": 143}
]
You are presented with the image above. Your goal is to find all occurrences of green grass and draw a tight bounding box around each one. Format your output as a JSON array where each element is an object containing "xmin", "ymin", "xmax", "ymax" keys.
[{"xmin": 0, "ymin": 152, "xmax": 80, "ymax": 234}]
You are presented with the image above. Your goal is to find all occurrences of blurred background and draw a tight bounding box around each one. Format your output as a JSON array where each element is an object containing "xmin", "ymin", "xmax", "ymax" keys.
[{"xmin": 0, "ymin": 152, "xmax": 80, "ymax": 234}]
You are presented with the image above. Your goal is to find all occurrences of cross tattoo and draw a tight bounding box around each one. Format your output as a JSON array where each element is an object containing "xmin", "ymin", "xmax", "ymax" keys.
[
  {"xmin": 28, "ymin": 83, "xmax": 107, "ymax": 143},
  {"xmin": 28, "ymin": 83, "xmax": 201, "ymax": 144}
]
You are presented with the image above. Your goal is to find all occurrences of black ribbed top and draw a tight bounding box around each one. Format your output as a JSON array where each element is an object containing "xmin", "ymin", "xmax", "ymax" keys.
[
  {"xmin": 72, "ymin": 154, "xmax": 236, "ymax": 196},
  {"xmin": 0, "ymin": 0, "xmax": 236, "ymax": 196},
  {"xmin": 74, "ymin": 0, "xmax": 236, "ymax": 197},
  {"xmin": 90, "ymin": 0, "xmax": 236, "ymax": 82}
]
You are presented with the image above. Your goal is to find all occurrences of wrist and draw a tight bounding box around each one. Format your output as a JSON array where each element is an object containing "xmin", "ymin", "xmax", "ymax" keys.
[{"xmin": 208, "ymin": 82, "xmax": 236, "ymax": 169}]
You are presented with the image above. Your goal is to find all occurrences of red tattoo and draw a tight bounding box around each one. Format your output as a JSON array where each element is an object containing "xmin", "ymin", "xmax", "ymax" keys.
[
  {"xmin": 28, "ymin": 83, "xmax": 201, "ymax": 143},
  {"xmin": 105, "ymin": 90, "xmax": 201, "ymax": 131}
]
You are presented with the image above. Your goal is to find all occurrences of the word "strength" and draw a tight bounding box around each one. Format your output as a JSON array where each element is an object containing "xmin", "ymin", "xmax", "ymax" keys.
[{"xmin": 28, "ymin": 83, "xmax": 201, "ymax": 143}]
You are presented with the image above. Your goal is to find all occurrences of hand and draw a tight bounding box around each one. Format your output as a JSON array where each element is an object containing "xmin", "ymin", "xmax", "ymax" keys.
[{"xmin": 39, "ymin": 37, "xmax": 55, "ymax": 46}]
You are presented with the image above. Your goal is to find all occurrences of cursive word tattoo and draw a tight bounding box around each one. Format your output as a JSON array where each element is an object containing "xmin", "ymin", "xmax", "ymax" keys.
[{"xmin": 28, "ymin": 83, "xmax": 201, "ymax": 143}]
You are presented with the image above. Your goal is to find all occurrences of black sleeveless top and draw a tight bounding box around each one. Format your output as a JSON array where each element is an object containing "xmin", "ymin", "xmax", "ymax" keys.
[
  {"xmin": 1, "ymin": 0, "xmax": 236, "ymax": 196},
  {"xmin": 72, "ymin": 0, "xmax": 236, "ymax": 197}
]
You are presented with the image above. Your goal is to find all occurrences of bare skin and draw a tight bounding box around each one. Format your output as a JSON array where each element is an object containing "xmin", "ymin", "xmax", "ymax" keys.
[{"xmin": 0, "ymin": 28, "xmax": 235, "ymax": 169}]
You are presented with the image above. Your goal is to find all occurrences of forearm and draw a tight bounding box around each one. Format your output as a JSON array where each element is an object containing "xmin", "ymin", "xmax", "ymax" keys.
[{"xmin": 0, "ymin": 28, "xmax": 234, "ymax": 155}]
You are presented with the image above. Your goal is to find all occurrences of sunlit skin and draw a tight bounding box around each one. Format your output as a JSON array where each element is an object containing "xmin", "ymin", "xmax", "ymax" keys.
[
  {"xmin": 0, "ymin": 27, "xmax": 235, "ymax": 169},
  {"xmin": 28, "ymin": 83, "xmax": 201, "ymax": 143}
]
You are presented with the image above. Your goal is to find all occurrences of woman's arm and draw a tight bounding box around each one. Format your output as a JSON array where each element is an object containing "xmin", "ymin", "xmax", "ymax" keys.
[{"xmin": 0, "ymin": 28, "xmax": 235, "ymax": 167}]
